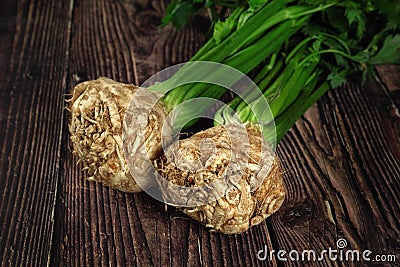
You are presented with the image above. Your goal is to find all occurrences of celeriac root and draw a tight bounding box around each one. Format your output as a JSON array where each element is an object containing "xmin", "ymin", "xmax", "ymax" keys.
[
  {"xmin": 155, "ymin": 124, "xmax": 285, "ymax": 234},
  {"xmin": 68, "ymin": 78, "xmax": 285, "ymax": 234},
  {"xmin": 68, "ymin": 77, "xmax": 167, "ymax": 192}
]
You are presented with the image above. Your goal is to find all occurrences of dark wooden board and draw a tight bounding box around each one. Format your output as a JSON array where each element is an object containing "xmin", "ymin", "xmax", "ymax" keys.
[
  {"xmin": 0, "ymin": 0, "xmax": 73, "ymax": 266},
  {"xmin": 0, "ymin": 0, "xmax": 399, "ymax": 266},
  {"xmin": 274, "ymin": 78, "xmax": 400, "ymax": 266}
]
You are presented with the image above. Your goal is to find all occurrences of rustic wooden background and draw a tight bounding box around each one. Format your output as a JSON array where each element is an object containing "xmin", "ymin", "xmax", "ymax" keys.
[{"xmin": 0, "ymin": 0, "xmax": 399, "ymax": 266}]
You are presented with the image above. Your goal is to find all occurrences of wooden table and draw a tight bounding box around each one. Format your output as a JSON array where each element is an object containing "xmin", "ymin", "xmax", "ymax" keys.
[{"xmin": 0, "ymin": 0, "xmax": 399, "ymax": 266}]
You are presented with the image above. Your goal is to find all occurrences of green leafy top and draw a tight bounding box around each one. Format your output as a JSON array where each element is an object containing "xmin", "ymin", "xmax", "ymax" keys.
[
  {"xmin": 160, "ymin": 0, "xmax": 400, "ymax": 143},
  {"xmin": 162, "ymin": 0, "xmax": 400, "ymax": 87},
  {"xmin": 161, "ymin": 0, "xmax": 248, "ymax": 30}
]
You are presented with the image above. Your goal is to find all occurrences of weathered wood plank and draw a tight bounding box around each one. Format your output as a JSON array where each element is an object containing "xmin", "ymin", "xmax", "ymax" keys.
[
  {"xmin": 271, "ymin": 67, "xmax": 400, "ymax": 265},
  {"xmin": 0, "ymin": 0, "xmax": 73, "ymax": 266},
  {"xmin": 373, "ymin": 65, "xmax": 400, "ymax": 161},
  {"xmin": 376, "ymin": 65, "xmax": 400, "ymax": 93}
]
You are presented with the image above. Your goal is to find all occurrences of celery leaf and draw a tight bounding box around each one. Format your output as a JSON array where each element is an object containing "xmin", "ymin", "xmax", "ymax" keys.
[
  {"xmin": 368, "ymin": 34, "xmax": 400, "ymax": 64},
  {"xmin": 328, "ymin": 70, "xmax": 347, "ymax": 88}
]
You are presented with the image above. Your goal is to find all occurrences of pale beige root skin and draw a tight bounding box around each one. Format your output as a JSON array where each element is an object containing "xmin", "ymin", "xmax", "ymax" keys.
[
  {"xmin": 68, "ymin": 77, "xmax": 167, "ymax": 192},
  {"xmin": 156, "ymin": 124, "xmax": 285, "ymax": 234}
]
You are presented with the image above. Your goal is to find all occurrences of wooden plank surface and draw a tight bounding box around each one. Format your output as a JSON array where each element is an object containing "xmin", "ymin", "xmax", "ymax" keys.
[
  {"xmin": 274, "ymin": 80, "xmax": 400, "ymax": 266},
  {"xmin": 0, "ymin": 0, "xmax": 399, "ymax": 266},
  {"xmin": 0, "ymin": 0, "xmax": 73, "ymax": 266}
]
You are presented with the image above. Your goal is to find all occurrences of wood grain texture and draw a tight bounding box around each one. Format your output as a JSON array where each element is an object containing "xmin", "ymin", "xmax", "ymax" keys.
[
  {"xmin": 0, "ymin": 0, "xmax": 399, "ymax": 266},
  {"xmin": 274, "ymin": 70, "xmax": 400, "ymax": 266},
  {"xmin": 0, "ymin": 0, "xmax": 73, "ymax": 266}
]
